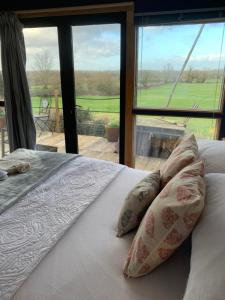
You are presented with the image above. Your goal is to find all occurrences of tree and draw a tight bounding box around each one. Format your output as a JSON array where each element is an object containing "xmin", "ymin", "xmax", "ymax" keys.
[
  {"xmin": 183, "ymin": 67, "xmax": 195, "ymax": 83},
  {"xmin": 33, "ymin": 50, "xmax": 54, "ymax": 90},
  {"xmin": 139, "ymin": 71, "xmax": 152, "ymax": 88},
  {"xmin": 194, "ymin": 70, "xmax": 207, "ymax": 83},
  {"xmin": 163, "ymin": 64, "xmax": 175, "ymax": 84}
]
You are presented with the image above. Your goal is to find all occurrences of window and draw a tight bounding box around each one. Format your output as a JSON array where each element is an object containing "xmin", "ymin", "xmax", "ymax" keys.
[
  {"xmin": 135, "ymin": 115, "xmax": 217, "ymax": 171},
  {"xmin": 134, "ymin": 19, "xmax": 225, "ymax": 171},
  {"xmin": 23, "ymin": 27, "xmax": 65, "ymax": 153},
  {"xmin": 136, "ymin": 22, "xmax": 225, "ymax": 111},
  {"xmin": 22, "ymin": 12, "xmax": 127, "ymax": 163}
]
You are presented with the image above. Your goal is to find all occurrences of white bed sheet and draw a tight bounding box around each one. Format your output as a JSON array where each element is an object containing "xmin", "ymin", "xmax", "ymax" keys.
[{"xmin": 13, "ymin": 167, "xmax": 190, "ymax": 300}]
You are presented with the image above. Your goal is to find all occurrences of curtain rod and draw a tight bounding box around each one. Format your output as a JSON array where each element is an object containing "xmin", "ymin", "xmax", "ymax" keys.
[{"xmin": 15, "ymin": 2, "xmax": 134, "ymax": 19}]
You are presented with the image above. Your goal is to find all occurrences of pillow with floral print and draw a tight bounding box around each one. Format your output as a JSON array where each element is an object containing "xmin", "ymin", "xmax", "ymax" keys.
[
  {"xmin": 160, "ymin": 134, "xmax": 198, "ymax": 188},
  {"xmin": 123, "ymin": 160, "xmax": 205, "ymax": 278},
  {"xmin": 117, "ymin": 171, "xmax": 160, "ymax": 237}
]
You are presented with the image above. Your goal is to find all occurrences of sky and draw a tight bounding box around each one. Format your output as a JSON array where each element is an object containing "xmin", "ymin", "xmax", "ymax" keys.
[
  {"xmin": 139, "ymin": 22, "xmax": 225, "ymax": 71},
  {"xmin": 1, "ymin": 22, "xmax": 225, "ymax": 72},
  {"xmin": 23, "ymin": 24, "xmax": 121, "ymax": 71}
]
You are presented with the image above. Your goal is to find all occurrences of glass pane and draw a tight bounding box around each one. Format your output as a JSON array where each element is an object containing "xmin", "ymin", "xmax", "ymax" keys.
[
  {"xmin": 137, "ymin": 22, "xmax": 225, "ymax": 110},
  {"xmin": 73, "ymin": 24, "xmax": 120, "ymax": 163},
  {"xmin": 135, "ymin": 115, "xmax": 217, "ymax": 171},
  {"xmin": 24, "ymin": 27, "xmax": 65, "ymax": 153}
]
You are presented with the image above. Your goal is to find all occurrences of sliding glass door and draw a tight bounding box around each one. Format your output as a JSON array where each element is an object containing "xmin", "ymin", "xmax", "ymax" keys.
[
  {"xmin": 22, "ymin": 12, "xmax": 126, "ymax": 163},
  {"xmin": 72, "ymin": 24, "xmax": 121, "ymax": 163}
]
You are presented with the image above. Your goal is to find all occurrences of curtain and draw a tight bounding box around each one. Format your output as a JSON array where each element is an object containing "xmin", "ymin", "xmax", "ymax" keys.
[{"xmin": 0, "ymin": 12, "xmax": 36, "ymax": 151}]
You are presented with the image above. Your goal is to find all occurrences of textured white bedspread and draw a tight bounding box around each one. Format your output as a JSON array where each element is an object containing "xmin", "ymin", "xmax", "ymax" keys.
[
  {"xmin": 12, "ymin": 167, "xmax": 190, "ymax": 300},
  {"xmin": 0, "ymin": 156, "xmax": 123, "ymax": 300}
]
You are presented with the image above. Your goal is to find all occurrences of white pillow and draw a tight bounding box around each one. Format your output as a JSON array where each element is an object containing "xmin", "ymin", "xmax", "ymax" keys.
[
  {"xmin": 198, "ymin": 139, "xmax": 225, "ymax": 173},
  {"xmin": 183, "ymin": 173, "xmax": 225, "ymax": 300}
]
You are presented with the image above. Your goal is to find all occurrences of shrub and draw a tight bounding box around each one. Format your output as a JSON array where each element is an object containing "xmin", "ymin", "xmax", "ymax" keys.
[{"xmin": 107, "ymin": 120, "xmax": 119, "ymax": 128}]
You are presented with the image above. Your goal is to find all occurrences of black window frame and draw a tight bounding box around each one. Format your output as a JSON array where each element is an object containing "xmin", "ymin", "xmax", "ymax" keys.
[
  {"xmin": 134, "ymin": 11, "xmax": 225, "ymax": 139},
  {"xmin": 21, "ymin": 12, "xmax": 127, "ymax": 163}
]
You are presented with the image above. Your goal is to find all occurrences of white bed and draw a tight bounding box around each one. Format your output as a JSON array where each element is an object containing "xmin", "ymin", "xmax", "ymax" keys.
[
  {"xmin": 11, "ymin": 167, "xmax": 190, "ymax": 300},
  {"xmin": 2, "ymin": 139, "xmax": 225, "ymax": 300}
]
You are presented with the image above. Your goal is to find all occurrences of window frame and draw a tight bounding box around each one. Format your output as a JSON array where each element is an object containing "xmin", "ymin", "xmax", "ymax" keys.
[
  {"xmin": 20, "ymin": 8, "xmax": 134, "ymax": 165},
  {"xmin": 133, "ymin": 14, "xmax": 225, "ymax": 140}
]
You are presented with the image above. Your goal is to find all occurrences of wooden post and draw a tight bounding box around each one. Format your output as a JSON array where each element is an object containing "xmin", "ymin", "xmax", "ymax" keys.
[
  {"xmin": 54, "ymin": 90, "xmax": 61, "ymax": 133},
  {"xmin": 124, "ymin": 7, "xmax": 135, "ymax": 167}
]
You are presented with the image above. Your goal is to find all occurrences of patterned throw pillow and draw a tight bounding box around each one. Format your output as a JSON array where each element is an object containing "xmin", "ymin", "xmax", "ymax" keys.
[
  {"xmin": 160, "ymin": 134, "xmax": 198, "ymax": 188},
  {"xmin": 123, "ymin": 160, "xmax": 205, "ymax": 278},
  {"xmin": 117, "ymin": 171, "xmax": 160, "ymax": 237}
]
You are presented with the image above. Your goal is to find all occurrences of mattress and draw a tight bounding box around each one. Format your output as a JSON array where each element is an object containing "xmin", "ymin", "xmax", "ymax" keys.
[{"xmin": 12, "ymin": 167, "xmax": 190, "ymax": 300}]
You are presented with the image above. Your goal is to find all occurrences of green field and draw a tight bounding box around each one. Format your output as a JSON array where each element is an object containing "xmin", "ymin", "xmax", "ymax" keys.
[
  {"xmin": 137, "ymin": 82, "xmax": 221, "ymax": 110},
  {"xmin": 32, "ymin": 82, "xmax": 220, "ymax": 139}
]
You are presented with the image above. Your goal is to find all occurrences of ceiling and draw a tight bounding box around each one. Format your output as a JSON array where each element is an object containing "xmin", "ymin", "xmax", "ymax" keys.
[{"xmin": 0, "ymin": 0, "xmax": 224, "ymax": 14}]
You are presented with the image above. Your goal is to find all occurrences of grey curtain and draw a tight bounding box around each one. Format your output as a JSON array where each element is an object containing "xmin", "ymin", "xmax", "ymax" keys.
[{"xmin": 0, "ymin": 12, "xmax": 36, "ymax": 151}]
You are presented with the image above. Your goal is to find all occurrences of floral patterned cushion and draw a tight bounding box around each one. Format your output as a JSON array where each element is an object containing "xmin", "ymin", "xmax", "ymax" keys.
[
  {"xmin": 117, "ymin": 171, "xmax": 160, "ymax": 237},
  {"xmin": 160, "ymin": 134, "xmax": 198, "ymax": 188},
  {"xmin": 123, "ymin": 160, "xmax": 205, "ymax": 278}
]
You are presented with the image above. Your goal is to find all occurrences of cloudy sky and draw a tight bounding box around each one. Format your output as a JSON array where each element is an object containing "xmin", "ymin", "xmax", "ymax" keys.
[
  {"xmin": 23, "ymin": 24, "xmax": 121, "ymax": 71},
  {"xmin": 1, "ymin": 22, "xmax": 224, "ymax": 72}
]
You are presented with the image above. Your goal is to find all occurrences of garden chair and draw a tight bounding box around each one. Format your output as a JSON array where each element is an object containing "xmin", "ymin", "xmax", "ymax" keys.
[{"xmin": 34, "ymin": 96, "xmax": 54, "ymax": 136}]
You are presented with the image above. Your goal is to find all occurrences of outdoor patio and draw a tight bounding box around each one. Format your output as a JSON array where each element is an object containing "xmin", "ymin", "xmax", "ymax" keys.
[
  {"xmin": 0, "ymin": 130, "xmax": 167, "ymax": 171},
  {"xmin": 36, "ymin": 132, "xmax": 166, "ymax": 171}
]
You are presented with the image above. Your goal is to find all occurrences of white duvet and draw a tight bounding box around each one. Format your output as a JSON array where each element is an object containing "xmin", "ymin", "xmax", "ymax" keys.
[
  {"xmin": 0, "ymin": 139, "xmax": 223, "ymax": 300},
  {"xmin": 0, "ymin": 156, "xmax": 123, "ymax": 300},
  {"xmin": 11, "ymin": 165, "xmax": 190, "ymax": 300}
]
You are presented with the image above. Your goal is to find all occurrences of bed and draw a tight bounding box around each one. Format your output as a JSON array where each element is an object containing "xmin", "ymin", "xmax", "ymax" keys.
[{"xmin": 1, "ymin": 140, "xmax": 224, "ymax": 300}]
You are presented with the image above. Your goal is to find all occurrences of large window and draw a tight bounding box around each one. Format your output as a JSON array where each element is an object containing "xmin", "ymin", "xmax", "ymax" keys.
[
  {"xmin": 137, "ymin": 22, "xmax": 225, "ymax": 110},
  {"xmin": 24, "ymin": 27, "xmax": 65, "ymax": 153},
  {"xmin": 21, "ymin": 11, "xmax": 127, "ymax": 163},
  {"xmin": 135, "ymin": 20, "xmax": 225, "ymax": 171}
]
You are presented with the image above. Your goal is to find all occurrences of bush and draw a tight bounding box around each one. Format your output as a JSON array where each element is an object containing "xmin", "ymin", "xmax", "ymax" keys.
[
  {"xmin": 107, "ymin": 120, "xmax": 119, "ymax": 128},
  {"xmin": 76, "ymin": 107, "xmax": 93, "ymax": 123}
]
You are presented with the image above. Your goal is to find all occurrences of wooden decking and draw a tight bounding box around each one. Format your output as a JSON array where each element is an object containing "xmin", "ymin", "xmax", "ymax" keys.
[
  {"xmin": 0, "ymin": 131, "xmax": 165, "ymax": 171},
  {"xmin": 37, "ymin": 132, "xmax": 166, "ymax": 171}
]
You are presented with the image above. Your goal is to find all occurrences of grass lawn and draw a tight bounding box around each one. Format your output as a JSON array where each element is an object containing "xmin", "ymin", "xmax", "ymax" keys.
[
  {"xmin": 31, "ymin": 82, "xmax": 220, "ymax": 139},
  {"xmin": 31, "ymin": 95, "xmax": 119, "ymax": 113},
  {"xmin": 137, "ymin": 82, "xmax": 221, "ymax": 110}
]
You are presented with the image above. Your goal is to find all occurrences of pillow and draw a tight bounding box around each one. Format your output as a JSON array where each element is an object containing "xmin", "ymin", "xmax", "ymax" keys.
[
  {"xmin": 183, "ymin": 173, "xmax": 225, "ymax": 300},
  {"xmin": 160, "ymin": 134, "xmax": 198, "ymax": 188},
  {"xmin": 117, "ymin": 171, "xmax": 160, "ymax": 237},
  {"xmin": 198, "ymin": 139, "xmax": 225, "ymax": 173},
  {"xmin": 123, "ymin": 160, "xmax": 205, "ymax": 278}
]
